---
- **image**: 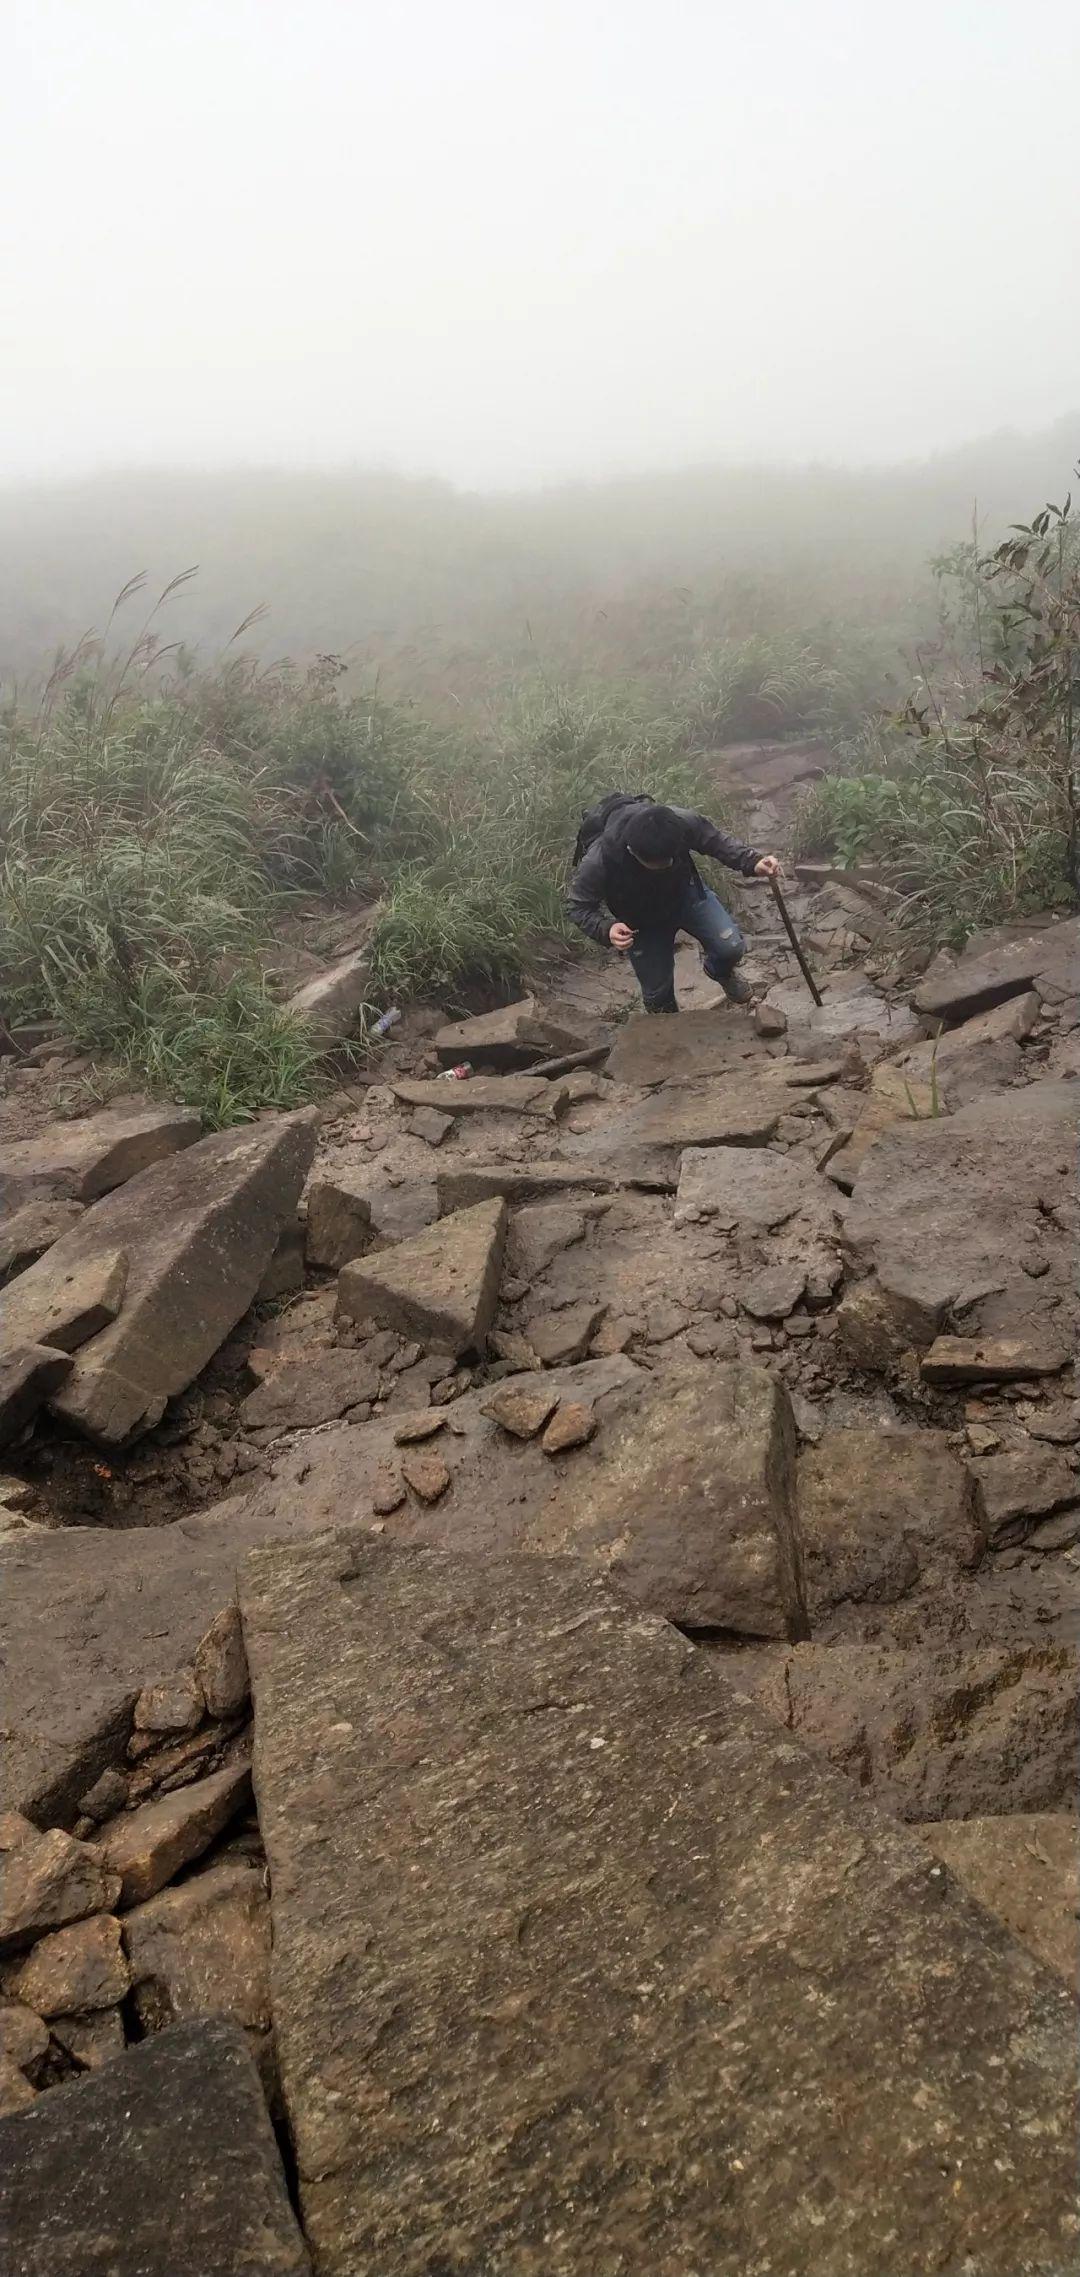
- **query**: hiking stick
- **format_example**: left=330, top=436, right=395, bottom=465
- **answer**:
left=768, top=875, right=824, bottom=1007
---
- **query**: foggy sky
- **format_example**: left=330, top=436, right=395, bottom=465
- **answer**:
left=5, top=0, right=1079, bottom=491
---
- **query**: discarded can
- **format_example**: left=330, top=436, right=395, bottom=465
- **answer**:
left=371, top=1006, right=402, bottom=1037
left=438, top=1063, right=472, bottom=1081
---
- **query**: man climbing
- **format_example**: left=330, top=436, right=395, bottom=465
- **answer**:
left=566, top=793, right=782, bottom=1014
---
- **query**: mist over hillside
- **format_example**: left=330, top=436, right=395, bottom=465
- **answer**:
left=2, top=418, right=1075, bottom=702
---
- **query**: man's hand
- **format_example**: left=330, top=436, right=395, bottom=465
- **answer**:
left=754, top=855, right=783, bottom=879
left=609, top=921, right=636, bottom=950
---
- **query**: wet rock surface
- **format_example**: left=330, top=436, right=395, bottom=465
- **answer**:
left=242, top=1536, right=1079, bottom=2277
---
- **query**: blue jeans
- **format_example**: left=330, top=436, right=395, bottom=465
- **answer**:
left=629, top=884, right=745, bottom=1014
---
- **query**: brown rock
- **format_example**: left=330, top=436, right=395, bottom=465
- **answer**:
left=239, top=1350, right=379, bottom=1433
left=836, top=1279, right=934, bottom=1371
left=391, top=1412, right=447, bottom=1445
left=675, top=1145, right=837, bottom=1234
left=481, top=1385, right=559, bottom=1439
left=98, top=1763, right=252, bottom=1907
left=0, top=2001, right=49, bottom=2075
left=0, top=2056, right=36, bottom=2113
left=527, top=1363, right=806, bottom=1639
left=1028, top=1404, right=1080, bottom=1445
left=541, top=1402, right=596, bottom=1454
left=526, top=1303, right=607, bottom=1367
left=0, top=1830, right=120, bottom=1957
left=798, top=1428, right=983, bottom=1628
left=0, top=1201, right=86, bottom=1286
left=50, top=2006, right=125, bottom=2071
left=507, top=1201, right=588, bottom=1279
left=253, top=1221, right=305, bottom=1303
left=921, top=1334, right=1070, bottom=1385
left=409, top=1108, right=453, bottom=1145
left=124, top=1858, right=271, bottom=2063
left=913, top=918, right=1080, bottom=1023
left=193, top=1606, right=249, bottom=1722
left=433, top=996, right=585, bottom=1072
left=241, top=1533, right=1080, bottom=2277
left=742, top=1264, right=807, bottom=1321
left=755, top=1001, right=787, bottom=1037
left=303, top=1175, right=373, bottom=1271
left=133, top=1670, right=204, bottom=1737
left=0, top=1344, right=74, bottom=1452
left=436, top=1161, right=614, bottom=1212
left=400, top=1451, right=451, bottom=1504
left=969, top=1447, right=1079, bottom=1546
left=7, top=1913, right=129, bottom=2017
left=0, top=1104, right=201, bottom=1215
left=25, top=1114, right=318, bottom=1444
left=747, top=1640, right=1079, bottom=1819
left=1026, top=1507, right=1080, bottom=1551
left=337, top=1198, right=506, bottom=1357
left=917, top=1815, right=1079, bottom=1984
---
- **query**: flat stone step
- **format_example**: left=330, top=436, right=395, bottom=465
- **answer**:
left=242, top=1537, right=1079, bottom=2277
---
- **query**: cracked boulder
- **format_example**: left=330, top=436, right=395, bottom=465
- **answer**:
left=433, top=995, right=587, bottom=1070
left=0, top=1104, right=201, bottom=1216
left=7, top=1113, right=318, bottom=1445
left=798, top=1427, right=983, bottom=1634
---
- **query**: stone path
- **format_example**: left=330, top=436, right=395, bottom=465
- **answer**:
left=1, top=740, right=1078, bottom=2269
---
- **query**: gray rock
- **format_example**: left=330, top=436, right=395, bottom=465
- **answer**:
left=286, top=942, right=372, bottom=1044
left=507, top=1201, right=589, bottom=1279
left=0, top=2001, right=48, bottom=2077
left=0, top=1345, right=72, bottom=1453
left=0, top=1104, right=201, bottom=1216
left=0, top=2016, right=310, bottom=2275
left=253, top=1220, right=304, bottom=1302
left=336, top=1198, right=507, bottom=1356
left=747, top=1639, right=1079, bottom=1819
left=742, top=1263, right=807, bottom=1320
left=394, top=1073, right=570, bottom=1118
left=764, top=971, right=922, bottom=1050
left=240, top=1350, right=380, bottom=1434
left=969, top=1447, right=1079, bottom=1546
left=0, top=1248, right=128, bottom=1360
left=525, top=1362, right=807, bottom=1638
left=241, top=1535, right=1078, bottom=2277
left=409, top=1107, right=453, bottom=1145
left=606, top=1006, right=771, bottom=1086
left=0, top=1202, right=85, bottom=1286
left=303, top=1175, right=373, bottom=1271
left=20, top=1113, right=318, bottom=1444
left=6, top=1913, right=129, bottom=2017
left=913, top=917, right=1080, bottom=1023
left=675, top=1144, right=839, bottom=1234
left=48, top=2007, right=124, bottom=2072
left=921, top=1333, right=1070, bottom=1385
left=525, top=1302, right=607, bottom=1367
left=915, top=1815, right=1078, bottom=1986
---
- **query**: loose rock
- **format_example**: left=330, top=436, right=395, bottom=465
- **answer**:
left=526, top=1302, right=607, bottom=1367
left=0, top=1247, right=128, bottom=1360
left=97, top=1763, right=252, bottom=1907
left=133, top=1670, right=204, bottom=1738
left=921, top=1334, right=1070, bottom=1385
left=969, top=1447, right=1079, bottom=1546
left=392, top=1412, right=447, bottom=1445
left=239, top=1350, right=380, bottom=1433
left=303, top=1176, right=373, bottom=1271
left=480, top=1386, right=560, bottom=1439
left=0, top=1830, right=120, bottom=1958
left=193, top=1606, right=250, bottom=1722
left=400, top=1451, right=451, bottom=1503
left=337, top=1198, right=507, bottom=1357
left=0, top=1201, right=85, bottom=1286
left=7, top=1912, right=129, bottom=2018
left=0, top=1105, right=201, bottom=1216
left=540, top=1401, right=595, bottom=1454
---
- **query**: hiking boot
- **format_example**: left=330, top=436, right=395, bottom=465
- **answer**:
left=719, top=969, right=753, bottom=1005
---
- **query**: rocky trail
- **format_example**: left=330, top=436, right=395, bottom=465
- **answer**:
left=1, top=740, right=1078, bottom=2273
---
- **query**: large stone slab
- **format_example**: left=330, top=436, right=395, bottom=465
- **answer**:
left=242, top=1536, right=1079, bottom=2277
left=913, top=915, right=1080, bottom=1023
left=916, top=1814, right=1078, bottom=1986
left=0, top=1104, right=201, bottom=1216
left=0, top=1493, right=345, bottom=1826
left=524, top=1361, right=807, bottom=1638
left=433, top=994, right=586, bottom=1070
left=746, top=1639, right=1078, bottom=1819
left=843, top=1079, right=1079, bottom=1354
left=10, top=1113, right=317, bottom=1444
left=0, top=1246, right=127, bottom=1359
left=896, top=990, right=1039, bottom=1104
left=0, top=1200, right=85, bottom=1285
left=124, top=1857, right=272, bottom=2074
left=586, top=1078, right=786, bottom=1176
left=763, top=970, right=921, bottom=1051
left=336, top=1197, right=507, bottom=1355
left=0, top=2016, right=310, bottom=2276
left=286, top=942, right=372, bottom=1044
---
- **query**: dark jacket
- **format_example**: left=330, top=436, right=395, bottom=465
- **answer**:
left=566, top=804, right=762, bottom=945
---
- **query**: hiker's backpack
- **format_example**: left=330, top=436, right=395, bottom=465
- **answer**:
left=572, top=791, right=653, bottom=868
